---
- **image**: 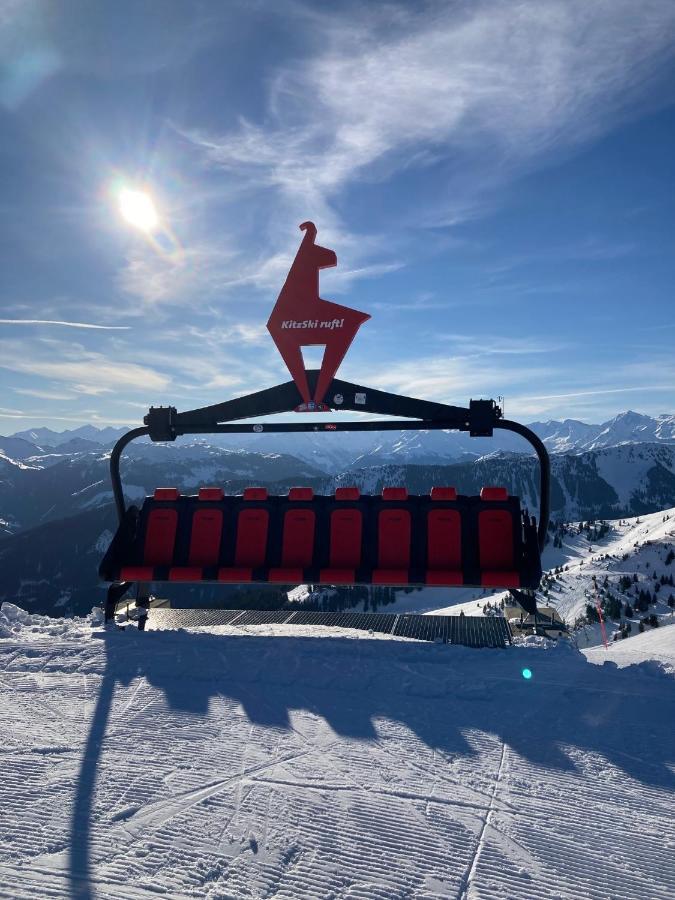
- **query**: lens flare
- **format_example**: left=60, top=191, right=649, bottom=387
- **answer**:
left=118, top=188, right=159, bottom=232
left=522, top=668, right=533, bottom=680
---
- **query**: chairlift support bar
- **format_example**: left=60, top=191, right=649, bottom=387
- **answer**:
left=109, top=371, right=550, bottom=553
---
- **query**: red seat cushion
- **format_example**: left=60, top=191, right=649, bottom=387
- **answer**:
left=143, top=508, right=178, bottom=565
left=373, top=569, right=408, bottom=584
left=218, top=567, right=253, bottom=582
left=153, top=487, right=180, bottom=500
left=169, top=567, right=203, bottom=581
left=120, top=566, right=154, bottom=582
left=188, top=509, right=223, bottom=566
left=319, top=568, right=355, bottom=584
left=198, top=487, right=224, bottom=501
left=329, top=509, right=362, bottom=568
left=482, top=571, right=520, bottom=588
left=427, top=508, right=461, bottom=569
left=479, top=509, right=514, bottom=569
left=480, top=487, right=508, bottom=501
left=426, top=570, right=463, bottom=586
left=335, top=487, right=360, bottom=500
left=235, top=509, right=269, bottom=567
left=288, top=487, right=314, bottom=501
left=243, top=487, right=268, bottom=501
left=378, top=508, right=411, bottom=568
left=382, top=487, right=408, bottom=501
left=269, top=568, right=304, bottom=583
left=430, top=487, right=457, bottom=501
left=281, top=509, right=315, bottom=567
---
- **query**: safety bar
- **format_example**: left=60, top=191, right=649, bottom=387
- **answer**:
left=109, top=379, right=550, bottom=552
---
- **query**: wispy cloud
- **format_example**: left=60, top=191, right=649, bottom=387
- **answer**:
left=13, top=387, right=75, bottom=401
left=181, top=0, right=675, bottom=231
left=429, top=333, right=568, bottom=356
left=362, top=350, right=675, bottom=420
left=517, top=385, right=675, bottom=403
left=0, top=406, right=26, bottom=419
left=0, top=410, right=134, bottom=425
left=118, top=228, right=403, bottom=307
left=135, top=0, right=675, bottom=319
left=507, top=365, right=675, bottom=417
left=0, top=338, right=171, bottom=395
left=118, top=242, right=242, bottom=308
left=0, top=319, right=130, bottom=329
left=364, top=355, right=559, bottom=404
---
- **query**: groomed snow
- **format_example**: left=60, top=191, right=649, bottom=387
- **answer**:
left=0, top=603, right=673, bottom=899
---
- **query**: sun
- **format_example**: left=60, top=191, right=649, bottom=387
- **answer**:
left=117, top=187, right=159, bottom=233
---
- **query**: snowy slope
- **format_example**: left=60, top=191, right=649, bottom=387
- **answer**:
left=427, top=508, right=675, bottom=639
left=534, top=507, right=675, bottom=627
left=584, top=622, right=675, bottom=670
left=0, top=604, right=673, bottom=899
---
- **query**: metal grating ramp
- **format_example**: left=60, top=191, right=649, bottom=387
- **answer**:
left=147, top=608, right=244, bottom=629
left=291, top=611, right=398, bottom=635
left=146, top=608, right=511, bottom=648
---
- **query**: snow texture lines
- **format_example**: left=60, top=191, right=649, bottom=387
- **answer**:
left=456, top=741, right=508, bottom=900
left=0, top=609, right=674, bottom=898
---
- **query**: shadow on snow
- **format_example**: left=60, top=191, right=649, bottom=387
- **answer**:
left=68, top=627, right=675, bottom=898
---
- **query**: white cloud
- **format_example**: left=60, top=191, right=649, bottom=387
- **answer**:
left=0, top=339, right=171, bottom=394
left=117, top=243, right=236, bottom=308
left=429, top=333, right=568, bottom=356
left=182, top=0, right=675, bottom=229
left=0, top=410, right=134, bottom=425
left=360, top=349, right=675, bottom=421
left=141, top=0, right=675, bottom=319
left=13, top=387, right=75, bottom=401
left=0, top=319, right=129, bottom=329
left=364, top=355, right=558, bottom=404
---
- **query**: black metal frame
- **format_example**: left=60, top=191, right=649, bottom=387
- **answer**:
left=109, top=371, right=550, bottom=555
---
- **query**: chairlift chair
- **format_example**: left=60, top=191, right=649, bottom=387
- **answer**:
left=100, top=223, right=550, bottom=628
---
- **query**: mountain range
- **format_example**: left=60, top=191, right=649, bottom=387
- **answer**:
left=4, top=411, right=675, bottom=469
left=1, top=411, right=674, bottom=616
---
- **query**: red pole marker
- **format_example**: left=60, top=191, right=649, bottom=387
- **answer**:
left=595, top=589, right=608, bottom=649
left=267, top=222, right=370, bottom=409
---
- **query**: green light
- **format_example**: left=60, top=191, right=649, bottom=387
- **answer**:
left=522, top=668, right=533, bottom=680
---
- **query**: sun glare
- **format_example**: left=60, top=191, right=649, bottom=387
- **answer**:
left=118, top=187, right=159, bottom=232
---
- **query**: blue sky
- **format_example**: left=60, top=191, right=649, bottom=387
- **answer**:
left=1, top=0, right=674, bottom=432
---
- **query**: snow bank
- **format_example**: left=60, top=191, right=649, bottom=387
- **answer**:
left=0, top=601, right=95, bottom=638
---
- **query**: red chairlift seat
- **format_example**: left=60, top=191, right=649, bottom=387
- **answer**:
left=100, top=483, right=541, bottom=591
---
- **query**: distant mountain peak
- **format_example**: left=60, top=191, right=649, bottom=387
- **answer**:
left=3, top=411, right=674, bottom=467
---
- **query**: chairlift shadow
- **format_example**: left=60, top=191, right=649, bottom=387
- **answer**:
left=69, top=625, right=675, bottom=896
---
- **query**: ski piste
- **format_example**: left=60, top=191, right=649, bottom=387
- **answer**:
left=0, top=603, right=673, bottom=898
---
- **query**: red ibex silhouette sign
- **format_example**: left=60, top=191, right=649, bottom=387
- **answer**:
left=267, top=222, right=370, bottom=409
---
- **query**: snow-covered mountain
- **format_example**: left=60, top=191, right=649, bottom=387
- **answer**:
left=7, top=424, right=129, bottom=449
left=0, top=442, right=327, bottom=533
left=532, top=411, right=675, bottom=453
left=1, top=443, right=674, bottom=618
left=3, top=411, right=674, bottom=468
left=0, top=438, right=673, bottom=539
left=333, top=442, right=675, bottom=521
left=1, top=411, right=674, bottom=618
